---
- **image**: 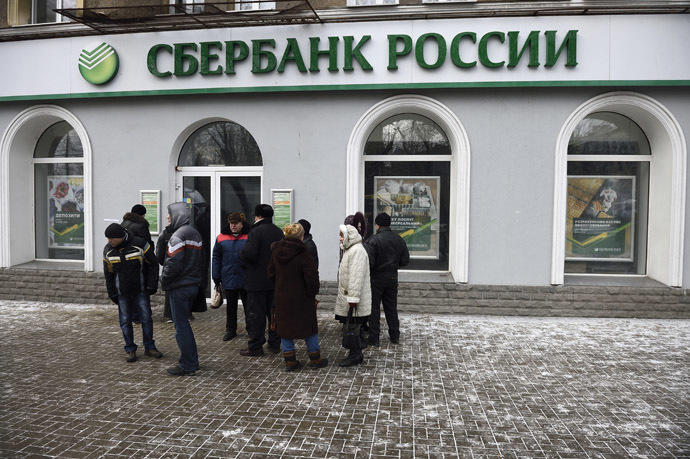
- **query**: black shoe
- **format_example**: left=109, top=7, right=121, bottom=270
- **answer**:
left=223, top=331, right=237, bottom=342
left=338, top=350, right=363, bottom=367
left=268, top=345, right=281, bottom=354
left=366, top=335, right=380, bottom=346
left=390, top=336, right=399, bottom=344
left=145, top=348, right=163, bottom=358
left=126, top=351, right=137, bottom=363
left=240, top=348, right=265, bottom=357
left=166, top=365, right=195, bottom=376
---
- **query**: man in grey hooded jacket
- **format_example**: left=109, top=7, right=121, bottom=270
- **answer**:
left=161, top=202, right=204, bottom=376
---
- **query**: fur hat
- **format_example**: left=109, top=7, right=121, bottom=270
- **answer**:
left=297, top=219, right=311, bottom=235
left=283, top=223, right=305, bottom=241
left=105, top=223, right=126, bottom=238
left=227, top=212, right=246, bottom=224
left=254, top=204, right=274, bottom=219
left=375, top=212, right=391, bottom=227
left=131, top=204, right=146, bottom=216
left=344, top=211, right=367, bottom=238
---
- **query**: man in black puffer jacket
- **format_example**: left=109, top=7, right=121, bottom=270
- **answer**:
left=239, top=204, right=284, bottom=356
left=121, top=204, right=153, bottom=246
left=161, top=202, right=205, bottom=376
left=103, top=223, right=162, bottom=363
left=365, top=212, right=410, bottom=346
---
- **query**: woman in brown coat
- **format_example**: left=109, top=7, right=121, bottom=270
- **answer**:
left=268, top=223, right=327, bottom=371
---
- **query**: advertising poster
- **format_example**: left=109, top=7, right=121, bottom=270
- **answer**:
left=374, top=176, right=440, bottom=259
left=140, top=190, right=160, bottom=235
left=272, top=189, right=293, bottom=230
left=48, top=176, right=84, bottom=248
left=566, top=176, right=635, bottom=261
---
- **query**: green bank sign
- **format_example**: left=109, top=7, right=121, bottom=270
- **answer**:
left=147, top=30, right=577, bottom=77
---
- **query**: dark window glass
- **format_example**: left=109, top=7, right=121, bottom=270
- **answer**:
left=568, top=112, right=650, bottom=156
left=34, top=122, right=83, bottom=159
left=179, top=122, right=262, bottom=167
left=364, top=114, right=451, bottom=156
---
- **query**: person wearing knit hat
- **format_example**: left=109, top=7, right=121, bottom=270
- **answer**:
left=239, top=203, right=284, bottom=356
left=131, top=204, right=147, bottom=216
left=103, top=221, right=162, bottom=363
left=298, top=219, right=319, bottom=270
left=268, top=223, right=327, bottom=371
left=364, top=212, right=410, bottom=346
left=212, top=211, right=250, bottom=341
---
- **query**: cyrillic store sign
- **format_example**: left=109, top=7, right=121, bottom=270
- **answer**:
left=1, top=14, right=688, bottom=100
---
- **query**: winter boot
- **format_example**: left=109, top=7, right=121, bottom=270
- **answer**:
left=308, top=350, right=328, bottom=369
left=338, top=348, right=364, bottom=367
left=283, top=350, right=302, bottom=372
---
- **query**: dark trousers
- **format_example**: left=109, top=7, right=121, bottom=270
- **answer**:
left=246, top=290, right=280, bottom=351
left=169, top=285, right=199, bottom=372
left=224, top=288, right=248, bottom=334
left=369, top=278, right=400, bottom=340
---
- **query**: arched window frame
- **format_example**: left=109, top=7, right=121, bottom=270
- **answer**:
left=552, top=92, right=687, bottom=287
left=1, top=105, right=93, bottom=270
left=347, top=95, right=470, bottom=283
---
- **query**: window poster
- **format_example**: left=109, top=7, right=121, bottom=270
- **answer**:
left=140, top=190, right=160, bottom=235
left=48, top=176, right=84, bottom=248
left=271, top=189, right=293, bottom=230
left=566, top=176, right=635, bottom=261
left=374, top=176, right=440, bottom=259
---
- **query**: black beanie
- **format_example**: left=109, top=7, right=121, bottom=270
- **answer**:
left=131, top=204, right=146, bottom=216
left=375, top=212, right=391, bottom=227
left=297, top=219, right=311, bottom=235
left=254, top=204, right=274, bottom=219
left=105, top=223, right=126, bottom=238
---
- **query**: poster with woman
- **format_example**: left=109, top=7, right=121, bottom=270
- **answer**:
left=566, top=176, right=635, bottom=261
left=374, top=176, right=440, bottom=259
left=48, top=176, right=84, bottom=248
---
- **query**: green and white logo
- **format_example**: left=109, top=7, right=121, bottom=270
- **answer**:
left=78, top=42, right=119, bottom=85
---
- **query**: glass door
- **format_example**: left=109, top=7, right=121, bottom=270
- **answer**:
left=178, top=170, right=262, bottom=296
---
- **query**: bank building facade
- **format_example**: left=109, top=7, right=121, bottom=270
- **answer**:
left=1, top=1, right=689, bottom=317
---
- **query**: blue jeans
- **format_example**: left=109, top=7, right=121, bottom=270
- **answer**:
left=117, top=291, right=155, bottom=353
left=169, top=285, right=199, bottom=372
left=281, top=334, right=320, bottom=353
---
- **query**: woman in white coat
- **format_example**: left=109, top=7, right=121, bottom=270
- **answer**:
left=335, top=224, right=371, bottom=367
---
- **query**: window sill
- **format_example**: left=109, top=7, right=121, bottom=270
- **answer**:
left=399, top=270, right=455, bottom=283
left=563, top=274, right=667, bottom=288
left=12, top=261, right=84, bottom=271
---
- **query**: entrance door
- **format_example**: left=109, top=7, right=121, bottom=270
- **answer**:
left=177, top=170, right=262, bottom=295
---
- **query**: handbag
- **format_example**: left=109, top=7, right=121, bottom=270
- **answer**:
left=210, top=284, right=223, bottom=309
left=191, top=286, right=208, bottom=313
left=342, top=304, right=365, bottom=349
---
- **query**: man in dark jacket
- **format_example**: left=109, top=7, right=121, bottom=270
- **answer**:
left=103, top=223, right=162, bottom=363
left=121, top=204, right=153, bottom=246
left=212, top=212, right=249, bottom=341
left=239, top=204, right=284, bottom=356
left=161, top=202, right=204, bottom=376
left=365, top=212, right=410, bottom=346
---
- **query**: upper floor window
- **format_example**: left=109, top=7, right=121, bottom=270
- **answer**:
left=9, top=0, right=76, bottom=25
left=347, top=0, right=398, bottom=6
left=178, top=122, right=263, bottom=167
left=169, top=0, right=205, bottom=14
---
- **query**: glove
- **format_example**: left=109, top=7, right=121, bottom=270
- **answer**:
left=213, top=278, right=221, bottom=287
left=348, top=302, right=357, bottom=308
left=110, top=296, right=119, bottom=305
left=147, top=288, right=157, bottom=296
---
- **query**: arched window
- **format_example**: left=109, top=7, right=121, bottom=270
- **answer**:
left=178, top=121, right=262, bottom=167
left=364, top=114, right=452, bottom=271
left=34, top=121, right=85, bottom=260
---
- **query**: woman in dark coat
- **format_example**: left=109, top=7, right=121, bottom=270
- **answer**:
left=268, top=223, right=327, bottom=372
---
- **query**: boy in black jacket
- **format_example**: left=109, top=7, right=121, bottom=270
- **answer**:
left=103, top=223, right=162, bottom=363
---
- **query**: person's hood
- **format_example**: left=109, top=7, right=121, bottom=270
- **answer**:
left=271, top=238, right=306, bottom=264
left=339, top=224, right=362, bottom=250
left=168, top=202, right=191, bottom=231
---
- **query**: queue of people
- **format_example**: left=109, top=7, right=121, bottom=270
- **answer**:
left=102, top=201, right=409, bottom=375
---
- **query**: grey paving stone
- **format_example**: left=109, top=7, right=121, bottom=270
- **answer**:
left=0, top=300, right=689, bottom=458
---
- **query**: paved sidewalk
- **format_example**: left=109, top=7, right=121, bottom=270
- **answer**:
left=0, top=300, right=688, bottom=458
